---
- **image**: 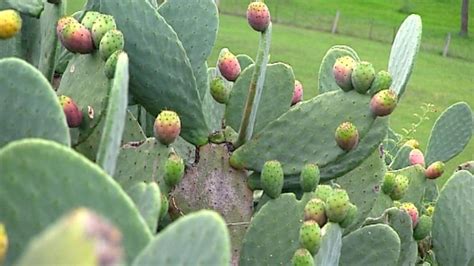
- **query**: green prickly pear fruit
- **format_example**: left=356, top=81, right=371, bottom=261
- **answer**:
left=292, top=80, right=304, bottom=105
left=99, top=29, right=124, bottom=61
left=351, top=61, right=375, bottom=93
left=339, top=203, right=358, bottom=228
left=400, top=202, right=419, bottom=227
left=393, top=201, right=402, bottom=208
left=59, top=95, right=83, bottom=128
left=425, top=161, right=445, bottom=179
left=210, top=77, right=231, bottom=104
left=315, top=185, right=333, bottom=202
left=369, top=70, right=392, bottom=95
left=370, top=89, right=398, bottom=117
left=61, top=22, right=94, bottom=54
left=333, top=56, right=356, bottom=91
left=247, top=1, right=271, bottom=32
left=382, top=172, right=396, bottom=194
left=56, top=16, right=77, bottom=42
left=300, top=164, right=320, bottom=192
left=80, top=11, right=101, bottom=31
left=409, top=149, right=425, bottom=167
left=299, top=220, right=321, bottom=255
left=303, top=198, right=327, bottom=227
left=291, top=248, right=314, bottom=266
left=154, top=110, right=181, bottom=145
left=164, top=153, right=185, bottom=187
left=159, top=194, right=169, bottom=220
left=261, top=160, right=284, bottom=199
left=389, top=174, right=409, bottom=200
left=404, top=139, right=420, bottom=149
left=325, top=189, right=350, bottom=223
left=413, top=215, right=432, bottom=240
left=91, top=14, right=117, bottom=48
left=335, top=122, right=359, bottom=151
left=218, top=48, right=241, bottom=82
left=0, top=224, right=7, bottom=264
left=425, top=205, right=435, bottom=217
left=104, top=50, right=123, bottom=79
left=0, top=9, right=22, bottom=40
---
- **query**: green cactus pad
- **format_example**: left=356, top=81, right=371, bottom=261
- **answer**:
left=225, top=63, right=295, bottom=134
left=125, top=182, right=161, bottom=233
left=132, top=210, right=230, bottom=265
left=388, top=15, right=422, bottom=98
left=170, top=136, right=196, bottom=165
left=318, top=45, right=360, bottom=94
left=0, top=58, right=70, bottom=148
left=425, top=102, right=473, bottom=165
left=339, top=224, right=401, bottom=266
left=237, top=54, right=254, bottom=70
left=5, top=0, right=43, bottom=17
left=97, top=53, right=129, bottom=176
left=389, top=145, right=413, bottom=170
left=386, top=208, right=418, bottom=266
left=314, top=223, right=343, bottom=265
left=38, top=2, right=64, bottom=81
left=432, top=170, right=474, bottom=266
left=230, top=90, right=384, bottom=175
left=0, top=139, right=151, bottom=264
left=100, top=0, right=209, bottom=145
left=202, top=67, right=226, bottom=132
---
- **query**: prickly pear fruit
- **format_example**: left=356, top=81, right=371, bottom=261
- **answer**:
left=335, top=122, right=359, bottom=151
left=333, top=56, right=356, bottom=91
left=425, top=205, right=434, bottom=217
left=104, top=50, right=123, bottom=79
left=91, top=14, right=116, bottom=47
left=351, top=61, right=375, bottom=94
left=315, top=185, right=333, bottom=202
left=292, top=80, right=304, bottom=105
left=303, top=198, right=327, bottom=227
left=154, top=110, right=181, bottom=145
left=404, top=139, right=420, bottom=149
left=409, top=149, right=425, bottom=167
left=369, top=70, right=392, bottom=95
left=57, top=17, right=77, bottom=41
left=291, top=248, right=314, bottom=266
left=218, top=48, right=241, bottom=82
left=159, top=194, right=169, bottom=221
left=99, top=29, right=124, bottom=61
left=382, top=172, right=396, bottom=194
left=0, top=9, right=22, bottom=40
left=247, top=1, right=271, bottom=32
left=80, top=11, right=101, bottom=31
left=210, top=77, right=231, bottom=104
left=261, top=160, right=284, bottom=199
left=425, top=161, right=445, bottom=179
left=59, top=95, right=83, bottom=128
left=0, top=224, right=7, bottom=264
left=164, top=153, right=185, bottom=187
left=325, top=189, right=350, bottom=223
left=60, top=22, right=94, bottom=54
left=339, top=203, right=358, bottom=228
left=300, top=164, right=320, bottom=192
left=370, top=89, right=398, bottom=117
left=299, top=220, right=321, bottom=255
left=413, top=215, right=432, bottom=240
left=400, top=202, right=419, bottom=227
left=389, top=174, right=409, bottom=200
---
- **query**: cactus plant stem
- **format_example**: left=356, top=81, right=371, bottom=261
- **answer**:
left=236, top=23, right=272, bottom=148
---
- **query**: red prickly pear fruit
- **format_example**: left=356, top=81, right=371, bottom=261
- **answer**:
left=261, top=160, right=284, bottom=199
left=299, top=220, right=321, bottom=255
left=59, top=95, right=83, bottom=128
left=409, top=149, right=425, bottom=167
left=0, top=9, right=22, bottom=40
left=369, top=70, right=392, bottom=95
left=218, top=48, right=241, bottom=82
left=153, top=110, right=181, bottom=145
left=164, top=153, right=185, bottom=187
left=303, top=198, right=327, bottom=227
left=370, top=89, right=398, bottom=117
left=400, top=202, right=419, bottom=227
left=81, top=11, right=101, bottom=31
left=425, top=161, right=445, bottom=179
left=56, top=16, right=78, bottom=42
left=61, top=22, right=94, bottom=54
left=404, top=139, right=420, bottom=149
left=333, top=56, right=356, bottom=91
left=210, top=77, right=231, bottom=104
left=292, top=80, right=304, bottom=105
left=389, top=174, right=409, bottom=200
left=99, top=29, right=124, bottom=61
left=335, top=122, right=359, bottom=151
left=291, top=248, right=314, bottom=266
left=246, top=1, right=271, bottom=32
left=91, top=14, right=117, bottom=48
left=351, top=61, right=376, bottom=94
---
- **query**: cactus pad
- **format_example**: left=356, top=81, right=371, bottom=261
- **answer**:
left=125, top=182, right=161, bottom=233
left=314, top=223, right=343, bottom=266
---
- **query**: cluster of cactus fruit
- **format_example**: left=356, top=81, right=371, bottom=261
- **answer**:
left=0, top=0, right=473, bottom=265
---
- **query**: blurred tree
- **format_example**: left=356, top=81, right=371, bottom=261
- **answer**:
left=459, top=0, right=469, bottom=36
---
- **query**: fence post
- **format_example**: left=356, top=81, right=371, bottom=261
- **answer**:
left=331, top=10, right=340, bottom=34
left=442, top=33, right=451, bottom=57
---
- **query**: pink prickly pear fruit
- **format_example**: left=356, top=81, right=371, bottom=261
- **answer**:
left=218, top=48, right=241, bottom=82
left=400, top=202, right=419, bottom=227
left=370, top=89, right=398, bottom=117
left=335, top=122, right=359, bottom=151
left=154, top=110, right=181, bottom=145
left=56, top=16, right=78, bottom=42
left=409, top=149, right=425, bottom=167
left=247, top=1, right=271, bottom=32
left=292, top=80, right=304, bottom=105
left=333, top=56, right=356, bottom=91
left=60, top=21, right=94, bottom=54
left=59, top=95, right=83, bottom=128
left=303, top=198, right=327, bottom=227
left=425, top=161, right=445, bottom=179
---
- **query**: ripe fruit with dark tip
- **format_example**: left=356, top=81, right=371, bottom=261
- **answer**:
left=60, top=22, right=94, bottom=54
left=153, top=110, right=181, bottom=145
left=370, top=89, right=398, bottom=117
left=333, top=56, right=356, bottom=91
left=425, top=161, right=445, bottom=179
left=217, top=48, right=241, bottom=82
left=246, top=2, right=271, bottom=32
left=335, top=122, right=359, bottom=151
left=59, top=95, right=83, bottom=128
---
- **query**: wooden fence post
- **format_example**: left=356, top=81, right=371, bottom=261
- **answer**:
left=442, top=33, right=451, bottom=57
left=331, top=10, right=340, bottom=34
